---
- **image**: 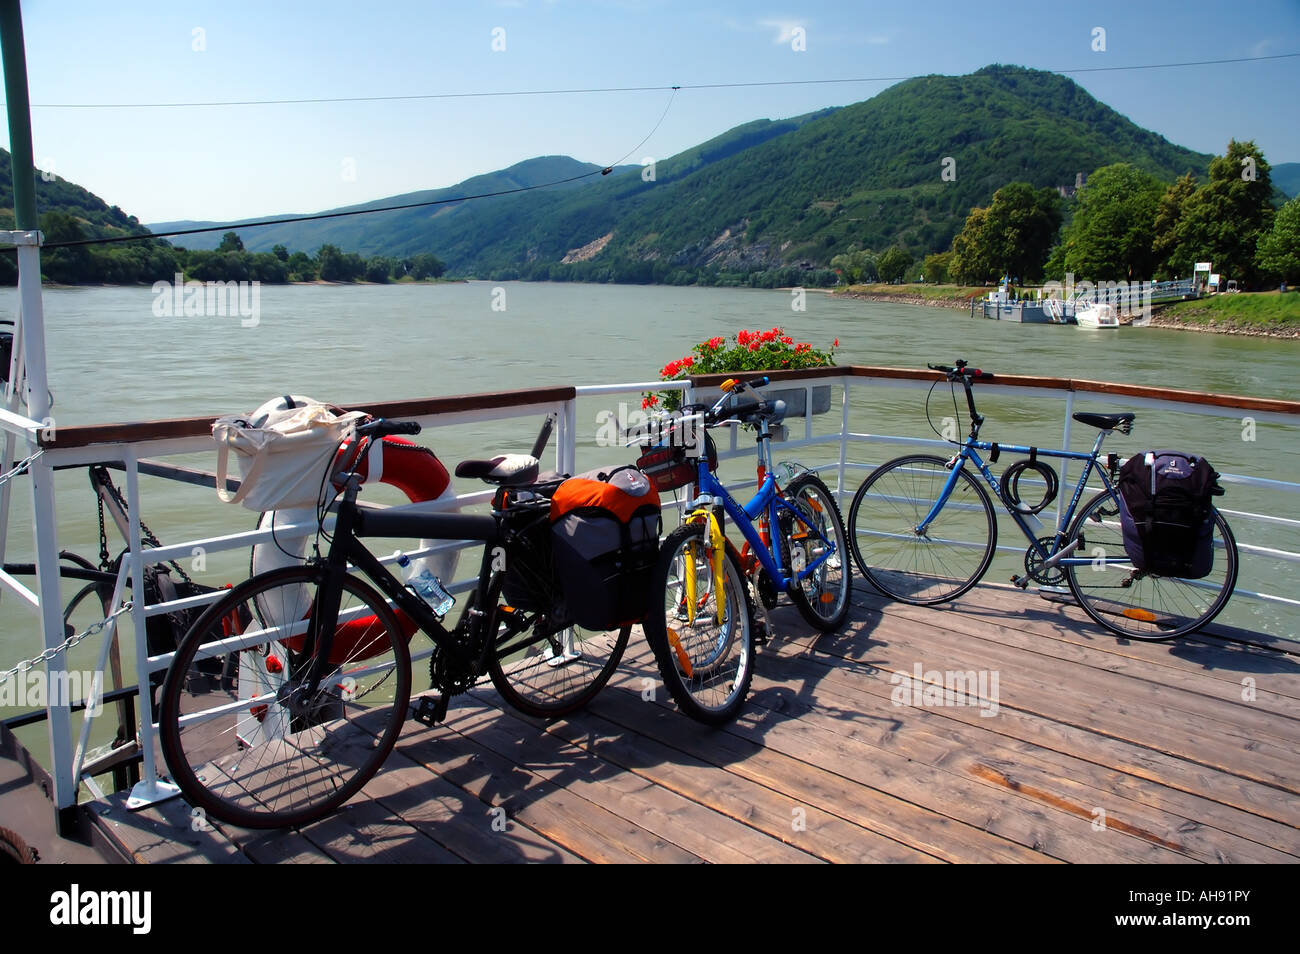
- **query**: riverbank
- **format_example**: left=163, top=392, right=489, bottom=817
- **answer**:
left=1148, top=290, right=1300, bottom=338
left=833, top=283, right=982, bottom=310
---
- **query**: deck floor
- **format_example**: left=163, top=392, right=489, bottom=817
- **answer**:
left=89, top=583, right=1300, bottom=864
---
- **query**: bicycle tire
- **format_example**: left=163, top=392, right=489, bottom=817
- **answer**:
left=847, top=454, right=998, bottom=605
left=488, top=616, right=630, bottom=718
left=0, top=826, right=37, bottom=864
left=781, top=474, right=853, bottom=630
left=159, top=565, right=412, bottom=830
left=644, top=522, right=755, bottom=724
left=1065, top=490, right=1239, bottom=640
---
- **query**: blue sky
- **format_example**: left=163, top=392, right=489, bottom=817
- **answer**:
left=4, top=0, right=1298, bottom=223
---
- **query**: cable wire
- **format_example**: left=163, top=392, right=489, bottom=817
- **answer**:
left=40, top=88, right=679, bottom=250
left=7, top=53, right=1295, bottom=110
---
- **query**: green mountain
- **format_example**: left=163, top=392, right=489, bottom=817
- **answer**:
left=1273, top=162, right=1300, bottom=199
left=149, top=66, right=1211, bottom=279
left=0, top=148, right=148, bottom=236
left=150, top=112, right=832, bottom=260
left=149, top=155, right=638, bottom=254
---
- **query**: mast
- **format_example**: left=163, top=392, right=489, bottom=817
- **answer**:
left=1, top=0, right=77, bottom=834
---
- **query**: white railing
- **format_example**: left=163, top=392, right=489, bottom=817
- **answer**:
left=2, top=367, right=1298, bottom=822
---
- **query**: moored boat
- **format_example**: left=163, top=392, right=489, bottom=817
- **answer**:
left=1075, top=302, right=1120, bottom=328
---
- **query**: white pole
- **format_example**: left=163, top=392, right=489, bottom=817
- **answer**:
left=123, top=446, right=180, bottom=809
left=13, top=233, right=80, bottom=826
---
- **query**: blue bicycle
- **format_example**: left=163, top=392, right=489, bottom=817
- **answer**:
left=847, top=360, right=1238, bottom=640
left=639, top=376, right=852, bottom=722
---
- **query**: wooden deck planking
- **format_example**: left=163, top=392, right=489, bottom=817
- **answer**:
left=838, top=595, right=1300, bottom=792
left=754, top=628, right=1297, bottom=862
left=84, top=580, right=1300, bottom=863
left=609, top=643, right=1182, bottom=863
left=867, top=583, right=1300, bottom=727
left=838, top=591, right=1300, bottom=812
left=443, top=701, right=822, bottom=864
left=766, top=640, right=1300, bottom=860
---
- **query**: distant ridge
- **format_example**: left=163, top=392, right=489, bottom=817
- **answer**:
left=150, top=67, right=1212, bottom=278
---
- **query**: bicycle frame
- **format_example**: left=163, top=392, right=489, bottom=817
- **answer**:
left=680, top=411, right=837, bottom=592
left=299, top=484, right=504, bottom=693
left=926, top=437, right=1115, bottom=540
left=919, top=378, right=1122, bottom=577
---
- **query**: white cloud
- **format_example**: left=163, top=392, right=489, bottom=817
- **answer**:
left=758, top=18, right=806, bottom=45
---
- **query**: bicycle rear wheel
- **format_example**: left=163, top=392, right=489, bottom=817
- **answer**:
left=644, top=522, right=754, bottom=724
left=159, top=566, right=411, bottom=829
left=489, top=615, right=629, bottom=718
left=1065, top=490, right=1238, bottom=640
left=847, top=455, right=997, bottom=605
left=781, top=474, right=852, bottom=630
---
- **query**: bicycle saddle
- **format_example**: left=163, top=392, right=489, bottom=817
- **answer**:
left=455, top=453, right=540, bottom=486
left=1072, top=412, right=1135, bottom=432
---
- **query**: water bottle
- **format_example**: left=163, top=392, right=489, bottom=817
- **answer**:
left=395, top=551, right=455, bottom=618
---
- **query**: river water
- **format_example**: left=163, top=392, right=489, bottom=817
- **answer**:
left=1, top=282, right=1297, bottom=731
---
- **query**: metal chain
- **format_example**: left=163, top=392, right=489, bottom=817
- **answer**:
left=93, top=466, right=192, bottom=584
left=97, top=490, right=111, bottom=569
left=0, top=600, right=134, bottom=685
left=0, top=449, right=43, bottom=488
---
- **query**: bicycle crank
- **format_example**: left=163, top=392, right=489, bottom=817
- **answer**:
left=1022, top=536, right=1068, bottom=586
left=1012, top=536, right=1081, bottom=589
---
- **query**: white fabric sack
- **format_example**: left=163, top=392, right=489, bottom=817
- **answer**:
left=213, top=403, right=368, bottom=511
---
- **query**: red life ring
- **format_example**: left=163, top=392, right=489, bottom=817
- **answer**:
left=253, top=435, right=456, bottom=664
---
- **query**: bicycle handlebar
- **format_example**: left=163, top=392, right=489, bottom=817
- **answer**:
left=355, top=418, right=422, bottom=439
left=928, top=361, right=994, bottom=381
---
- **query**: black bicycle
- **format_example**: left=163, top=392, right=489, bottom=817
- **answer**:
left=159, top=417, right=628, bottom=829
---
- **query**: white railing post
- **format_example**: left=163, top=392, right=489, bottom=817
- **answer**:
left=1057, top=390, right=1075, bottom=533
left=838, top=376, right=851, bottom=500
left=561, top=397, right=578, bottom=476
left=123, top=447, right=180, bottom=809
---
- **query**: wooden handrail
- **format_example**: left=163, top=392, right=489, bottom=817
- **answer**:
left=39, top=385, right=578, bottom=449
left=839, top=366, right=1300, bottom=416
left=36, top=367, right=1300, bottom=451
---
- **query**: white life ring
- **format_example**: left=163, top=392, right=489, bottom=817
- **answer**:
left=251, top=432, right=457, bottom=584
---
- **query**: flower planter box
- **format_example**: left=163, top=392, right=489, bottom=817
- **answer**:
left=695, top=384, right=833, bottom=419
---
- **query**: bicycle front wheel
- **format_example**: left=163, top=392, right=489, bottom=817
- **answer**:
left=489, top=615, right=630, bottom=718
left=1065, top=490, right=1238, bottom=640
left=847, top=454, right=998, bottom=605
left=644, top=523, right=754, bottom=724
left=159, top=566, right=412, bottom=830
left=782, top=474, right=853, bottom=630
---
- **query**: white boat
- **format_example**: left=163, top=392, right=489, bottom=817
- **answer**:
left=1076, top=302, right=1120, bottom=328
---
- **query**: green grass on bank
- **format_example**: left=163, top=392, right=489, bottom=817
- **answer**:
left=1156, top=290, right=1300, bottom=330
left=836, top=283, right=985, bottom=302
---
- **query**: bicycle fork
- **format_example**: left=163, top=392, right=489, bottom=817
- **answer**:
left=669, top=506, right=728, bottom=676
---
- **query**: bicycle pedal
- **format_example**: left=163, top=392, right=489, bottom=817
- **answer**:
left=411, top=694, right=449, bottom=726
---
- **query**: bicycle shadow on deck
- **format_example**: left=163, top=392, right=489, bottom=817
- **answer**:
left=292, top=602, right=899, bottom=863
left=953, top=581, right=1300, bottom=678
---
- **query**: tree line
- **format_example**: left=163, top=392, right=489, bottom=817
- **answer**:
left=0, top=225, right=445, bottom=286
left=826, top=140, right=1297, bottom=290
left=939, top=140, right=1295, bottom=288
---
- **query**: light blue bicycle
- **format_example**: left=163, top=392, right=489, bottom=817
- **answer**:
left=847, top=360, right=1237, bottom=641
